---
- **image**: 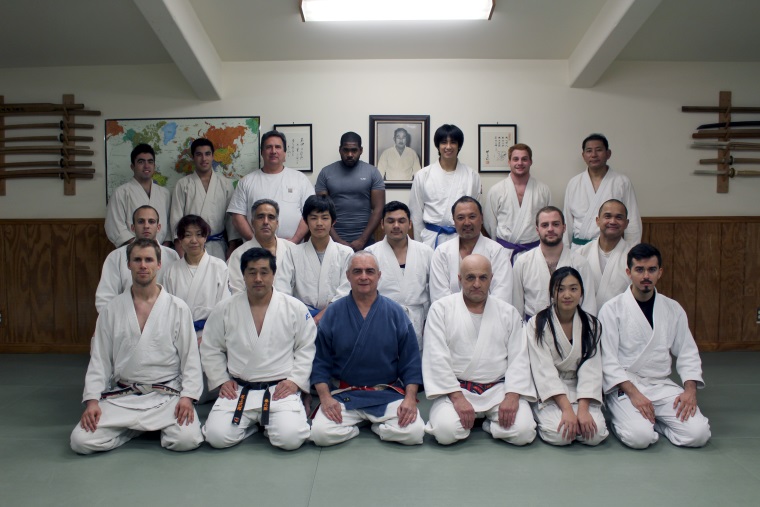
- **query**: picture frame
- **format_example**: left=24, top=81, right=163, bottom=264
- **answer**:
left=273, top=123, right=313, bottom=172
left=104, top=116, right=260, bottom=201
left=369, top=114, right=430, bottom=189
left=478, top=124, right=517, bottom=173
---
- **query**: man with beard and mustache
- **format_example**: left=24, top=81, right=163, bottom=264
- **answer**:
left=599, top=243, right=711, bottom=449
left=512, top=206, right=596, bottom=320
left=316, top=132, right=385, bottom=251
left=429, top=196, right=512, bottom=304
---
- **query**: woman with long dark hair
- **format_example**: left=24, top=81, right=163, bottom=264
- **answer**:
left=526, top=267, right=608, bottom=446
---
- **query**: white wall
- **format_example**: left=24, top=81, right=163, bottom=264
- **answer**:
left=1, top=59, right=759, bottom=219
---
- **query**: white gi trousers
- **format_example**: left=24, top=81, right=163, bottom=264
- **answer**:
left=202, top=389, right=310, bottom=451
left=605, top=387, right=711, bottom=449
left=531, top=401, right=608, bottom=446
left=425, top=397, right=536, bottom=446
left=70, top=395, right=203, bottom=454
left=310, top=399, right=425, bottom=446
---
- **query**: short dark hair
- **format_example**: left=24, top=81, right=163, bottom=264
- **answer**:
left=383, top=201, right=411, bottom=219
left=252, top=198, right=280, bottom=217
left=451, top=195, right=482, bottom=218
left=302, top=195, right=337, bottom=222
left=127, top=238, right=161, bottom=264
left=627, top=243, right=662, bottom=269
left=598, top=198, right=628, bottom=217
left=340, top=131, right=362, bottom=147
left=190, top=138, right=214, bottom=156
left=582, top=133, right=609, bottom=151
left=240, top=247, right=276, bottom=274
left=262, top=130, right=287, bottom=152
left=536, top=206, right=565, bottom=226
left=130, top=143, right=155, bottom=164
left=176, top=214, right=211, bottom=238
left=434, top=124, right=464, bottom=150
left=132, top=205, right=159, bottom=224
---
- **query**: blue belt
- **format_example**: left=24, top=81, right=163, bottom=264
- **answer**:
left=306, top=305, right=321, bottom=318
left=193, top=319, right=207, bottom=331
left=571, top=236, right=591, bottom=246
left=495, top=238, right=540, bottom=265
left=207, top=231, right=225, bottom=242
left=424, top=223, right=456, bottom=248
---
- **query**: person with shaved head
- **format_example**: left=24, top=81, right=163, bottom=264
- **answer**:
left=422, top=254, right=536, bottom=446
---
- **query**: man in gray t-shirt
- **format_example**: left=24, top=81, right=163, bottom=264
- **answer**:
left=316, top=132, right=385, bottom=251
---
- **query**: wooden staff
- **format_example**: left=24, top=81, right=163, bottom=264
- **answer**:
left=0, top=159, right=92, bottom=169
left=691, top=141, right=760, bottom=150
left=693, top=168, right=760, bottom=177
left=0, top=121, right=94, bottom=130
left=0, top=134, right=94, bottom=143
left=0, top=146, right=94, bottom=156
left=693, top=129, right=760, bottom=139
left=0, top=168, right=95, bottom=179
left=699, top=156, right=760, bottom=165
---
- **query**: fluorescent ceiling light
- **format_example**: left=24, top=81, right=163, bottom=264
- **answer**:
left=300, top=0, right=494, bottom=22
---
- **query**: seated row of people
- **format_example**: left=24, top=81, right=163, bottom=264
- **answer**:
left=72, top=239, right=710, bottom=454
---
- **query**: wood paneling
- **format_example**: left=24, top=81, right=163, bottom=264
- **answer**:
left=0, top=217, right=758, bottom=352
left=0, top=219, right=112, bottom=353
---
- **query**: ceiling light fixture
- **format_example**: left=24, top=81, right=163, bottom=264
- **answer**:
left=300, top=0, right=494, bottom=22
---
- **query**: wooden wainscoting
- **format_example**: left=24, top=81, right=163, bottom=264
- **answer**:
left=0, top=219, right=113, bottom=353
left=642, top=217, right=760, bottom=351
left=0, top=217, right=758, bottom=352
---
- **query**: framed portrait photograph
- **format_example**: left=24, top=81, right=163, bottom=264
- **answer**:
left=478, top=124, right=517, bottom=173
left=273, top=123, right=313, bottom=172
left=369, top=115, right=430, bottom=189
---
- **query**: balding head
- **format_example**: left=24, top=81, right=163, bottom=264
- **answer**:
left=459, top=254, right=492, bottom=306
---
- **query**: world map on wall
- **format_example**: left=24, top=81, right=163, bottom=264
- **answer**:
left=105, top=117, right=260, bottom=201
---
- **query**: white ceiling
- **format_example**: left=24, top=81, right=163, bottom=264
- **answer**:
left=2, top=0, right=759, bottom=91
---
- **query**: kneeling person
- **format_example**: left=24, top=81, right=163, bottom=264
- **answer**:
left=311, top=251, right=424, bottom=446
left=527, top=267, right=608, bottom=446
left=201, top=248, right=316, bottom=450
left=600, top=243, right=711, bottom=449
left=423, top=255, right=536, bottom=446
left=71, top=238, right=203, bottom=454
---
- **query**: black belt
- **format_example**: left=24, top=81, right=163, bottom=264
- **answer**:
left=101, top=380, right=180, bottom=399
left=231, top=377, right=285, bottom=426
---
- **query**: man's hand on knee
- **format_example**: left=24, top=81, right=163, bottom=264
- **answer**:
left=498, top=392, right=520, bottom=429
left=174, top=397, right=195, bottom=426
left=449, top=392, right=475, bottom=430
left=80, top=399, right=101, bottom=432
left=674, top=381, right=698, bottom=422
left=219, top=380, right=239, bottom=400
left=273, top=380, right=299, bottom=401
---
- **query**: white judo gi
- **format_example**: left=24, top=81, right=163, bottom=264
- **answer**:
left=333, top=237, right=433, bottom=349
left=200, top=290, right=316, bottom=450
left=422, top=293, right=536, bottom=445
left=512, top=246, right=597, bottom=320
left=70, top=289, right=204, bottom=454
left=377, top=145, right=421, bottom=181
left=226, top=168, right=314, bottom=240
left=599, top=289, right=711, bottom=449
left=429, top=234, right=513, bottom=304
left=95, top=245, right=179, bottom=314
left=105, top=179, right=172, bottom=247
left=163, top=252, right=230, bottom=339
left=484, top=176, right=551, bottom=261
left=563, top=169, right=641, bottom=250
left=526, top=310, right=608, bottom=446
left=170, top=171, right=239, bottom=260
left=409, top=162, right=481, bottom=248
left=227, top=237, right=293, bottom=295
left=275, top=239, right=353, bottom=312
left=577, top=238, right=632, bottom=309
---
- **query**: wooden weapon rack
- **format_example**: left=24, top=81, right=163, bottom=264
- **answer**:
left=0, top=94, right=100, bottom=196
left=683, top=90, right=760, bottom=193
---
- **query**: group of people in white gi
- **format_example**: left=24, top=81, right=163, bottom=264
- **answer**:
left=73, top=128, right=709, bottom=454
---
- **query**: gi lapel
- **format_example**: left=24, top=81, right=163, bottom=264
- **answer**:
left=625, top=289, right=658, bottom=375
left=337, top=296, right=380, bottom=380
left=578, top=172, right=610, bottom=240
left=183, top=252, right=210, bottom=312
left=509, top=178, right=533, bottom=243
left=458, top=293, right=492, bottom=380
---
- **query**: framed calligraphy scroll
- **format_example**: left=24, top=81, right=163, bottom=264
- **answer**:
left=478, top=124, right=517, bottom=173
left=273, top=123, right=313, bottom=172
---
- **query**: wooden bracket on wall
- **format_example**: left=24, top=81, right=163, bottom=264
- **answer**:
left=683, top=91, right=760, bottom=193
left=0, top=94, right=100, bottom=196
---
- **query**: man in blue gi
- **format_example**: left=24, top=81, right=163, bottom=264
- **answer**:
left=310, top=251, right=425, bottom=446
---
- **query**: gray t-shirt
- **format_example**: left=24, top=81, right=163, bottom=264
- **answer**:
left=315, top=160, right=385, bottom=243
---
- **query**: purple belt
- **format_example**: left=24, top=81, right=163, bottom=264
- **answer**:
left=495, top=238, right=540, bottom=265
